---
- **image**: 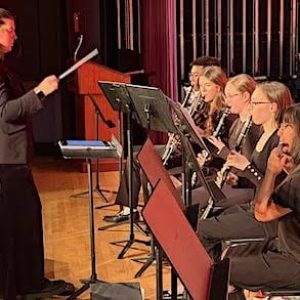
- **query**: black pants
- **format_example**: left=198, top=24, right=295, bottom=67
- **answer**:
left=0, top=165, right=44, bottom=299
left=196, top=205, right=278, bottom=261
left=115, top=151, right=147, bottom=209
left=115, top=145, right=174, bottom=209
left=192, top=185, right=254, bottom=209
left=230, top=249, right=300, bottom=292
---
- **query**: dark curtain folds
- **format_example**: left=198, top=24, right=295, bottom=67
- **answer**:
left=141, top=0, right=178, bottom=143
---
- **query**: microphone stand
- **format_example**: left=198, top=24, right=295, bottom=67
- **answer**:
left=71, top=95, right=115, bottom=202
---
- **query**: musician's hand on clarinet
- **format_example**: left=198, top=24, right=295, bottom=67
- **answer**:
left=225, top=172, right=239, bottom=186
left=34, top=75, right=59, bottom=97
left=197, top=150, right=208, bottom=167
left=207, top=135, right=225, bottom=151
left=226, top=150, right=250, bottom=171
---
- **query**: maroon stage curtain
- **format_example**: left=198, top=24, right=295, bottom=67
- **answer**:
left=141, top=0, right=178, bottom=143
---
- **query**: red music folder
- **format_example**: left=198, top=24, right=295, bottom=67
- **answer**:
left=137, top=138, right=184, bottom=209
left=143, top=180, right=213, bottom=300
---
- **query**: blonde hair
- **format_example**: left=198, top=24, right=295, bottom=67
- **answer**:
left=227, top=74, right=256, bottom=96
left=257, top=81, right=293, bottom=123
left=200, top=66, right=228, bottom=134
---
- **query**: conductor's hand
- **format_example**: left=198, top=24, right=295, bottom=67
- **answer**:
left=34, top=75, right=59, bottom=97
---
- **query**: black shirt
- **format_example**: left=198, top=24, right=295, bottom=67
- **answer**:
left=273, top=165, right=300, bottom=262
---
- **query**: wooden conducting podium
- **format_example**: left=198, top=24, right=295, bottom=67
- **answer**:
left=73, top=61, right=131, bottom=171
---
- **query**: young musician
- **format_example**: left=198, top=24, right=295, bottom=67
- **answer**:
left=0, top=8, right=74, bottom=299
left=228, top=103, right=300, bottom=299
left=104, top=57, right=221, bottom=224
left=192, top=74, right=260, bottom=208
left=196, top=81, right=293, bottom=262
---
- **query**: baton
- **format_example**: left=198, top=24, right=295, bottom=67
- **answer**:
left=59, top=48, right=99, bottom=80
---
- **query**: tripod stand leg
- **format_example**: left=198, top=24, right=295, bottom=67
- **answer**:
left=134, top=253, right=155, bottom=278
left=98, top=220, right=129, bottom=231
left=134, top=232, right=156, bottom=278
left=117, top=239, right=134, bottom=259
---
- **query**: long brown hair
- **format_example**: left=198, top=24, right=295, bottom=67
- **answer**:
left=200, top=66, right=228, bottom=135
left=282, top=103, right=300, bottom=165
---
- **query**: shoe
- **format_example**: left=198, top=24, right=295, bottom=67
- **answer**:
left=162, top=290, right=184, bottom=299
left=104, top=211, right=140, bottom=223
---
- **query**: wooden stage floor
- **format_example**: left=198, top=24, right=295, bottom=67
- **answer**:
left=32, top=157, right=256, bottom=300
left=32, top=157, right=170, bottom=300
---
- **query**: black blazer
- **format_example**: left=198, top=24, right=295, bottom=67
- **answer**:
left=0, top=63, right=43, bottom=164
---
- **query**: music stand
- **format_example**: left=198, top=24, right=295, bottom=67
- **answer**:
left=142, top=179, right=229, bottom=300
left=125, top=84, right=177, bottom=133
left=111, top=84, right=178, bottom=259
left=167, top=99, right=219, bottom=208
left=58, top=140, right=121, bottom=299
left=98, top=81, right=151, bottom=258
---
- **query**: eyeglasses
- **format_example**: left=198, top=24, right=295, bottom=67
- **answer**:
left=224, top=93, right=241, bottom=99
left=279, top=123, right=293, bottom=130
left=250, top=101, right=271, bottom=106
left=189, top=73, right=201, bottom=77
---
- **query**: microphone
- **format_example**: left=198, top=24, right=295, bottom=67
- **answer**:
left=73, top=34, right=83, bottom=62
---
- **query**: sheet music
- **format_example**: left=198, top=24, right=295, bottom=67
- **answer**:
left=59, top=48, right=99, bottom=80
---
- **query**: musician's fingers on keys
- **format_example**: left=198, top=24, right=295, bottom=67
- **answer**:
left=196, top=150, right=208, bottom=167
left=226, top=151, right=250, bottom=170
left=226, top=172, right=239, bottom=186
left=207, top=135, right=225, bottom=151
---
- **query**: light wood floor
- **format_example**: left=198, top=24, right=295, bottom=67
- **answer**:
left=32, top=157, right=171, bottom=300
left=32, top=157, right=256, bottom=300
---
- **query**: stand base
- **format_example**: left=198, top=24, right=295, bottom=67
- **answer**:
left=67, top=278, right=103, bottom=300
left=133, top=253, right=155, bottom=278
left=111, top=238, right=150, bottom=259
left=70, top=187, right=110, bottom=203
left=67, top=280, right=143, bottom=300
left=99, top=220, right=148, bottom=235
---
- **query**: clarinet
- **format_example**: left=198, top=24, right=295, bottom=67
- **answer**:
left=200, top=116, right=253, bottom=220
left=217, top=116, right=253, bottom=188
left=213, top=107, right=231, bottom=137
left=191, top=107, right=230, bottom=186
left=162, top=89, right=203, bottom=166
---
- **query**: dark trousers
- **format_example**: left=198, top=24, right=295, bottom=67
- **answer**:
left=115, top=145, right=170, bottom=209
left=192, top=185, right=254, bottom=208
left=230, top=250, right=300, bottom=292
left=196, top=205, right=278, bottom=261
left=0, top=165, right=44, bottom=299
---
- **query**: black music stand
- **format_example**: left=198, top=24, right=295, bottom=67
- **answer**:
left=58, top=140, right=122, bottom=299
left=143, top=179, right=229, bottom=300
left=98, top=82, right=151, bottom=258
left=114, top=84, right=177, bottom=259
left=70, top=94, right=116, bottom=203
